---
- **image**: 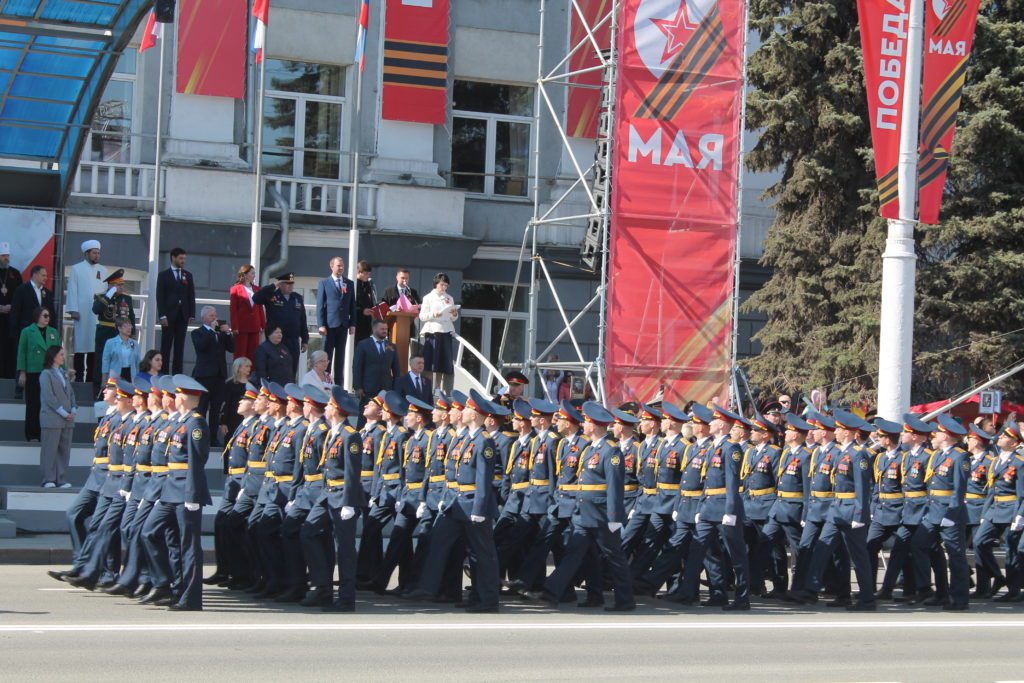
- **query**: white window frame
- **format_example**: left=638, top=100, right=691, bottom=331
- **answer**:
left=85, top=47, right=140, bottom=165
left=451, top=81, right=535, bottom=199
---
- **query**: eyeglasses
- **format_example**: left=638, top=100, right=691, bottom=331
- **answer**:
left=40, top=313, right=50, bottom=318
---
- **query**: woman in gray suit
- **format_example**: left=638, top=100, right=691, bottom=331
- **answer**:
left=39, top=345, right=77, bottom=488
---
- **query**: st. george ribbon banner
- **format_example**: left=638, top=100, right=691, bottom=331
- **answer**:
left=606, top=0, right=745, bottom=405
left=382, top=0, right=450, bottom=125
left=858, top=0, right=981, bottom=223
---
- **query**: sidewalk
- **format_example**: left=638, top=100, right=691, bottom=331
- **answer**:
left=0, top=533, right=216, bottom=564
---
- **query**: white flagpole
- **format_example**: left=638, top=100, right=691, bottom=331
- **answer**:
left=251, top=46, right=268, bottom=280
left=144, top=20, right=169, bottom=352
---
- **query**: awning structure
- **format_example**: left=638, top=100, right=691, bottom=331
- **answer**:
left=0, top=0, right=149, bottom=205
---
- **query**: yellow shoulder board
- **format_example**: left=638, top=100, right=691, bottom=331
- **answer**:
left=345, top=425, right=356, bottom=433
left=319, top=423, right=328, bottom=431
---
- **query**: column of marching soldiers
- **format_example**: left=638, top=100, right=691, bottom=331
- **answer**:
left=48, top=372, right=1024, bottom=613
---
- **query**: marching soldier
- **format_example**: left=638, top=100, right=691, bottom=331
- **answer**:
left=494, top=399, right=536, bottom=580
left=414, top=394, right=457, bottom=598
left=742, top=414, right=783, bottom=596
left=973, top=420, right=1024, bottom=602
left=253, top=272, right=309, bottom=378
left=965, top=424, right=996, bottom=597
left=494, top=370, right=529, bottom=432
left=486, top=406, right=515, bottom=507
left=353, top=393, right=387, bottom=583
left=866, top=417, right=907, bottom=600
left=611, top=406, right=642, bottom=516
left=621, top=404, right=662, bottom=560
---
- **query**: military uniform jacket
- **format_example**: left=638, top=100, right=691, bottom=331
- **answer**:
left=872, top=449, right=905, bottom=526
left=980, top=452, right=1024, bottom=524
left=651, top=433, right=686, bottom=516
left=490, top=431, right=515, bottom=492
left=634, top=436, right=662, bottom=514
left=120, top=413, right=147, bottom=494
left=620, top=436, right=641, bottom=502
left=359, top=421, right=386, bottom=499
left=768, top=445, right=811, bottom=525
left=522, top=429, right=560, bottom=515
left=261, top=417, right=308, bottom=505
left=100, top=412, right=134, bottom=497
left=554, top=431, right=588, bottom=518
left=91, top=291, right=135, bottom=335
left=697, top=437, right=744, bottom=523
left=440, top=429, right=468, bottom=510
left=826, top=443, right=872, bottom=526
left=573, top=436, right=625, bottom=528
left=502, top=432, right=535, bottom=516
left=131, top=413, right=162, bottom=500
left=253, top=284, right=309, bottom=344
left=292, top=416, right=330, bottom=509
left=806, top=442, right=841, bottom=524
left=741, top=442, right=782, bottom=521
left=225, top=416, right=257, bottom=479
left=454, top=429, right=499, bottom=520
left=923, top=446, right=969, bottom=525
left=160, top=411, right=212, bottom=506
left=372, top=425, right=409, bottom=507
left=901, top=447, right=932, bottom=525
left=145, top=413, right=180, bottom=503
left=965, top=452, right=993, bottom=525
left=321, top=424, right=366, bottom=510
left=399, top=429, right=431, bottom=513
left=422, top=425, right=455, bottom=510
left=85, top=410, right=119, bottom=492
left=676, top=438, right=712, bottom=524
left=241, top=417, right=275, bottom=498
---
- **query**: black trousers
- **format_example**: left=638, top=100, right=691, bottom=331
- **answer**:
left=24, top=371, right=41, bottom=441
left=160, top=318, right=188, bottom=375
left=323, top=326, right=349, bottom=385
left=196, top=376, right=225, bottom=443
left=0, top=322, right=14, bottom=379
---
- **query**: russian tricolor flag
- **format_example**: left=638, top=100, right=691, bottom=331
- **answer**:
left=139, top=10, right=163, bottom=53
left=252, top=0, right=269, bottom=63
left=355, top=0, right=370, bottom=72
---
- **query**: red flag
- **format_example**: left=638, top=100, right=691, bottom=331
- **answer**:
left=139, top=11, right=162, bottom=53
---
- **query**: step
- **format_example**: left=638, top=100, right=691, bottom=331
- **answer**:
left=0, top=402, right=99, bottom=442
left=0, top=377, right=97, bottom=404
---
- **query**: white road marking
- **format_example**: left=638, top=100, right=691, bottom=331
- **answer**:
left=36, top=588, right=86, bottom=592
left=2, top=620, right=1024, bottom=633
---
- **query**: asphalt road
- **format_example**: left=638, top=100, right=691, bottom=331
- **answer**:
left=4, top=565, right=1024, bottom=681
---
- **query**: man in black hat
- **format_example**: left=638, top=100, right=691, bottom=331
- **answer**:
left=494, top=371, right=529, bottom=431
left=91, top=269, right=135, bottom=396
left=254, top=272, right=309, bottom=378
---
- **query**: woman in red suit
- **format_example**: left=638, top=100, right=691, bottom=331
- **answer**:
left=229, top=264, right=265, bottom=363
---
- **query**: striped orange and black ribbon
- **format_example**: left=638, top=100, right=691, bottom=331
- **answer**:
left=918, top=55, right=968, bottom=189
left=934, top=0, right=967, bottom=39
left=383, top=39, right=448, bottom=90
left=636, top=5, right=728, bottom=120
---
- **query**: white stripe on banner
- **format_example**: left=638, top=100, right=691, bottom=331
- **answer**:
left=0, top=207, right=55, bottom=274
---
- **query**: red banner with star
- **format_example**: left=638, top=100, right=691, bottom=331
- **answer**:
left=605, top=0, right=745, bottom=405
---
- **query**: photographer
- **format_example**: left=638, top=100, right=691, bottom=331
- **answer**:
left=191, top=305, right=234, bottom=446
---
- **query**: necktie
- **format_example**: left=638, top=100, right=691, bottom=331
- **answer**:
left=415, top=375, right=421, bottom=394
left=335, top=279, right=342, bottom=294
left=377, top=341, right=384, bottom=357
left=175, top=269, right=181, bottom=283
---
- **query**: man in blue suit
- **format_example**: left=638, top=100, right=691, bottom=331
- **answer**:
left=352, top=319, right=400, bottom=405
left=316, top=257, right=357, bottom=385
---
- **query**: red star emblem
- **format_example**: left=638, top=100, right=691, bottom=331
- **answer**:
left=651, top=2, right=698, bottom=63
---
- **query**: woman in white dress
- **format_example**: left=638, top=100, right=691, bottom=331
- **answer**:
left=418, top=272, right=459, bottom=393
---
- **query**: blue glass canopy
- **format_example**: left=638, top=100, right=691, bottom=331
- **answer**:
left=0, top=0, right=150, bottom=202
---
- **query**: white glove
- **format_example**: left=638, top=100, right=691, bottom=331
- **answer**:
left=628, top=509, right=635, bottom=520
left=851, top=521, right=865, bottom=529
left=672, top=510, right=678, bottom=521
left=940, top=517, right=955, bottom=528
left=416, top=502, right=427, bottom=519
left=285, top=501, right=295, bottom=513
left=722, top=514, right=737, bottom=527
left=105, top=286, right=117, bottom=299
left=438, top=502, right=447, bottom=514
left=184, top=502, right=200, bottom=512
left=470, top=515, right=485, bottom=523
left=800, top=520, right=806, bottom=527
left=1012, top=516, right=1022, bottom=532
left=608, top=522, right=622, bottom=533
left=118, top=490, right=129, bottom=499
left=369, top=497, right=377, bottom=508
left=340, top=506, right=356, bottom=521
left=395, top=500, right=403, bottom=512
left=694, top=514, right=700, bottom=524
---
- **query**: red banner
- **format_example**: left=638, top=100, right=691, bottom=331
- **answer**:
left=176, top=0, right=246, bottom=98
left=382, top=0, right=449, bottom=125
left=857, top=0, right=910, bottom=220
left=606, top=0, right=745, bottom=405
left=918, top=0, right=981, bottom=223
left=566, top=0, right=613, bottom=139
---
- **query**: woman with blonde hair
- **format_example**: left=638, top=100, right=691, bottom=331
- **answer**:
left=219, top=356, right=253, bottom=446
left=229, top=264, right=265, bottom=363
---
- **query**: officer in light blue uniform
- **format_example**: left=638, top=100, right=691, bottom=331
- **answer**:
left=792, top=410, right=877, bottom=610
left=974, top=421, right=1024, bottom=602
left=621, top=404, right=662, bottom=559
left=612, top=406, right=642, bottom=515
left=487, top=404, right=516, bottom=506
left=677, top=404, right=750, bottom=610
left=143, top=375, right=211, bottom=611
left=965, top=424, right=996, bottom=597
left=864, top=417, right=907, bottom=600
left=301, top=387, right=365, bottom=611
left=537, top=402, right=636, bottom=611
left=494, top=399, right=536, bottom=580
left=907, top=413, right=970, bottom=609
left=741, top=413, right=783, bottom=595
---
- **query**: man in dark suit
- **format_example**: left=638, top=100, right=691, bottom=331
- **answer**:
left=352, top=319, right=400, bottom=405
left=0, top=242, right=22, bottom=380
left=156, top=247, right=196, bottom=375
left=354, top=260, right=377, bottom=343
left=393, top=354, right=432, bottom=404
left=316, top=256, right=357, bottom=385
left=10, top=264, right=55, bottom=335
left=191, top=305, right=234, bottom=445
left=381, top=267, right=420, bottom=309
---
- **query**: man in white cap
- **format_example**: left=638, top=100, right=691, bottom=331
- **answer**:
left=0, top=242, right=21, bottom=380
left=65, top=240, right=107, bottom=385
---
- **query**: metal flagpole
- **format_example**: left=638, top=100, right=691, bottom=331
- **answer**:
left=729, top=0, right=752, bottom=408
left=876, top=0, right=924, bottom=420
left=144, top=18, right=169, bottom=351
left=250, top=51, right=268, bottom=280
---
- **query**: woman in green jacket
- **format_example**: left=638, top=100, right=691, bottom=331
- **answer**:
left=17, top=306, right=61, bottom=442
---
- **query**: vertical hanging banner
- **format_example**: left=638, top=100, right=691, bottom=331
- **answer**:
left=918, top=0, right=981, bottom=223
left=176, top=0, right=246, bottom=98
left=606, top=0, right=745, bottom=404
left=382, top=0, right=450, bottom=125
left=566, top=0, right=613, bottom=138
left=857, top=0, right=910, bottom=220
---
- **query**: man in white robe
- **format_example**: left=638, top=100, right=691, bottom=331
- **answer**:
left=65, top=239, right=107, bottom=384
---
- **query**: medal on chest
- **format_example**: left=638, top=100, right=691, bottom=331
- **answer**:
left=411, top=445, right=423, bottom=464
left=785, top=458, right=799, bottom=476
left=971, top=464, right=986, bottom=483
left=666, top=450, right=678, bottom=468
left=756, top=455, right=771, bottom=473
left=937, top=457, right=953, bottom=477
left=1004, top=466, right=1017, bottom=483
left=837, top=455, right=850, bottom=476
left=461, top=444, right=474, bottom=464
left=586, top=453, right=600, bottom=469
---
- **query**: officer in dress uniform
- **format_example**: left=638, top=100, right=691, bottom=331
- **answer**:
left=742, top=414, right=783, bottom=596
left=965, top=424, right=997, bottom=597
left=790, top=410, right=877, bottom=610
left=493, top=370, right=529, bottom=432
left=413, top=395, right=456, bottom=593
left=435, top=390, right=472, bottom=602
left=406, top=389, right=501, bottom=612
left=535, top=402, right=636, bottom=611
left=973, top=420, right=1024, bottom=602
left=255, top=383, right=309, bottom=598
left=907, top=414, right=971, bottom=610
left=494, top=399, right=536, bottom=580
left=612, top=406, right=642, bottom=516
left=277, top=385, right=331, bottom=602
left=143, top=375, right=211, bottom=611
left=486, top=406, right=516, bottom=507
left=757, top=412, right=814, bottom=598
left=91, top=269, right=135, bottom=391
left=253, top=272, right=309, bottom=377
left=621, top=404, right=662, bottom=560
left=112, top=380, right=149, bottom=589
left=866, top=417, right=907, bottom=600
left=299, top=387, right=364, bottom=611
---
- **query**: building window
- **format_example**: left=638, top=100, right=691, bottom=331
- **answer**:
left=458, top=281, right=529, bottom=382
left=87, top=50, right=137, bottom=163
left=262, top=59, right=346, bottom=180
left=452, top=80, right=533, bottom=197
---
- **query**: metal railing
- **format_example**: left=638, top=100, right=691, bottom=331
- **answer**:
left=264, top=174, right=377, bottom=221
left=72, top=160, right=165, bottom=200
left=452, top=330, right=510, bottom=396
